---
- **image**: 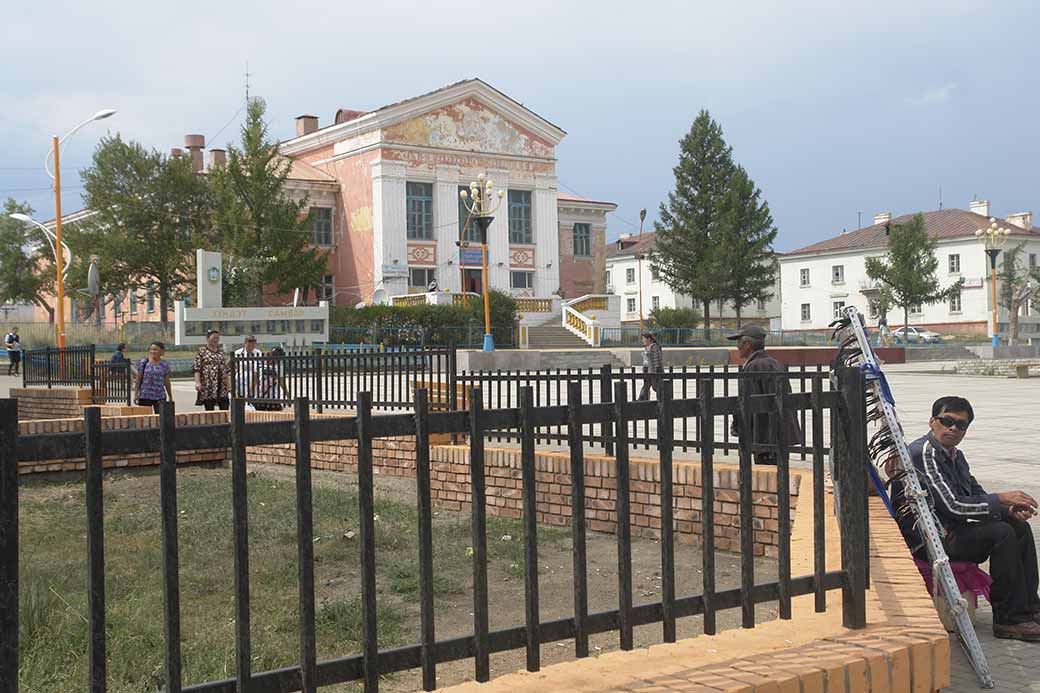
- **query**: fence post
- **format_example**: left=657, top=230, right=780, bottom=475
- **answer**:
left=125, top=362, right=132, bottom=407
left=599, top=364, right=613, bottom=456
left=313, top=348, right=324, bottom=413
left=46, top=347, right=52, bottom=389
left=834, top=367, right=868, bottom=629
left=0, top=399, right=18, bottom=693
left=447, top=342, right=458, bottom=414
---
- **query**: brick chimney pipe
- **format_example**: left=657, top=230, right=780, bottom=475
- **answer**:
left=209, top=148, right=227, bottom=169
left=296, top=115, right=319, bottom=137
left=184, top=134, right=205, bottom=173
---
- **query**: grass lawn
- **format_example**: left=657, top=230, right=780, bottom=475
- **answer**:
left=18, top=465, right=566, bottom=692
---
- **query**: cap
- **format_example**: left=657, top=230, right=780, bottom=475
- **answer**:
left=726, top=324, right=768, bottom=341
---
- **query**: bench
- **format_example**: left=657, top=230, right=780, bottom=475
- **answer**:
left=1010, top=363, right=1037, bottom=378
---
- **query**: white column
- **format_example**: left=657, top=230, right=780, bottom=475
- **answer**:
left=371, top=160, right=408, bottom=300
left=486, top=168, right=511, bottom=293
left=435, top=165, right=461, bottom=292
left=533, top=174, right=560, bottom=297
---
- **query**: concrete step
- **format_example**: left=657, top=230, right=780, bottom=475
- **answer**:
left=526, top=324, right=590, bottom=349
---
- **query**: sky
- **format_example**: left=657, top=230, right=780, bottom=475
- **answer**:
left=1, top=0, right=1038, bottom=252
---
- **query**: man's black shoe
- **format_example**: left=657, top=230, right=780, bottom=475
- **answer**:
left=994, top=621, right=1040, bottom=641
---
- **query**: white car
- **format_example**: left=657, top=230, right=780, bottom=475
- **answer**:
left=892, top=326, right=942, bottom=344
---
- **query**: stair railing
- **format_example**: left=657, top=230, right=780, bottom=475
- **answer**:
left=562, top=304, right=600, bottom=346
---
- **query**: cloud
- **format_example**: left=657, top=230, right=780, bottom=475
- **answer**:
left=908, top=83, right=957, bottom=107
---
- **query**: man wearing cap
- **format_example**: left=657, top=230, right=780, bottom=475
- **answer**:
left=233, top=336, right=264, bottom=399
left=727, top=325, right=802, bottom=465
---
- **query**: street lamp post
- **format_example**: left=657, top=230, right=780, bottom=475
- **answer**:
left=459, top=174, right=504, bottom=352
left=44, top=109, right=117, bottom=347
left=975, top=219, right=1011, bottom=348
left=637, top=208, right=647, bottom=330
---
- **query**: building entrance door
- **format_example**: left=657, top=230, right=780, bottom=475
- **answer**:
left=463, top=269, right=483, bottom=295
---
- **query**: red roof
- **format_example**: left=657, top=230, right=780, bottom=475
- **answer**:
left=606, top=232, right=656, bottom=259
left=786, top=208, right=1040, bottom=256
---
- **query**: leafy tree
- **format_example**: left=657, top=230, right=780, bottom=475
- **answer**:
left=651, top=110, right=734, bottom=339
left=77, top=135, right=212, bottom=326
left=997, top=243, right=1040, bottom=344
left=865, top=214, right=963, bottom=331
left=0, top=198, right=55, bottom=321
left=647, top=306, right=701, bottom=329
left=718, top=165, right=778, bottom=325
left=212, top=97, right=327, bottom=305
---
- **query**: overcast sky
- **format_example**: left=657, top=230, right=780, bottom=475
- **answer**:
left=2, top=0, right=1037, bottom=250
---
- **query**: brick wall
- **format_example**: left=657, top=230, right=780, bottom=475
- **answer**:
left=11, top=387, right=93, bottom=420
left=246, top=412, right=798, bottom=557
left=17, top=410, right=229, bottom=475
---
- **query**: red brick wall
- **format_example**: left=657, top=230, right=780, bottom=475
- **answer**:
left=17, top=410, right=230, bottom=474
left=11, top=387, right=94, bottom=420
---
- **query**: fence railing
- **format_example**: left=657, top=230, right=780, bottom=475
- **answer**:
left=600, top=326, right=837, bottom=348
left=459, top=364, right=831, bottom=458
left=230, top=346, right=457, bottom=413
left=90, top=361, right=132, bottom=406
left=22, top=345, right=96, bottom=389
left=0, top=367, right=870, bottom=692
left=328, top=325, right=516, bottom=349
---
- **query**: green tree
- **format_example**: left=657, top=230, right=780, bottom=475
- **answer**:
left=212, top=97, right=328, bottom=305
left=77, top=135, right=212, bottom=326
left=647, top=306, right=701, bottom=329
left=865, top=214, right=963, bottom=331
left=718, top=165, right=778, bottom=326
left=651, top=110, right=734, bottom=339
left=997, top=243, right=1040, bottom=344
left=0, top=198, right=55, bottom=321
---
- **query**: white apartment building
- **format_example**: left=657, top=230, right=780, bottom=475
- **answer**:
left=605, top=232, right=780, bottom=326
left=779, top=201, right=1040, bottom=338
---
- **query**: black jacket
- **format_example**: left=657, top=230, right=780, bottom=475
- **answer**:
left=893, top=433, right=1005, bottom=534
left=735, top=349, right=803, bottom=448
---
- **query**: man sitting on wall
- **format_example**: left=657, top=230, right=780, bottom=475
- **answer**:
left=892, top=396, right=1040, bottom=642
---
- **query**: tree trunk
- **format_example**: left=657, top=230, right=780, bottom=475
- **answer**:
left=903, top=305, right=909, bottom=343
left=159, top=284, right=170, bottom=327
left=735, top=304, right=742, bottom=328
left=1009, top=300, right=1020, bottom=345
left=702, top=299, right=711, bottom=341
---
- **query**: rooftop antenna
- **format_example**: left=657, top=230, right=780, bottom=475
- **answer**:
left=244, top=61, right=251, bottom=105
left=938, top=185, right=943, bottom=210
left=857, top=211, right=862, bottom=229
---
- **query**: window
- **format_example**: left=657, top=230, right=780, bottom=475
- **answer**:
left=800, top=268, right=810, bottom=287
left=1030, top=253, right=1037, bottom=269
left=510, top=271, right=534, bottom=289
left=605, top=270, right=611, bottom=287
left=311, top=207, right=333, bottom=245
left=910, top=303, right=922, bottom=315
left=949, top=291, right=962, bottom=313
left=832, top=300, right=846, bottom=318
left=146, top=281, right=155, bottom=312
left=130, top=293, right=138, bottom=315
left=573, top=223, right=591, bottom=257
left=868, top=300, right=879, bottom=319
left=113, top=296, right=121, bottom=318
left=948, top=254, right=961, bottom=274
left=757, top=298, right=767, bottom=311
left=458, top=186, right=482, bottom=243
left=318, top=274, right=335, bottom=303
left=652, top=296, right=660, bottom=310
left=406, top=182, right=434, bottom=240
left=508, top=190, right=532, bottom=244
left=98, top=298, right=106, bottom=321
left=626, top=267, right=635, bottom=284
left=626, top=298, right=637, bottom=314
left=651, top=266, right=660, bottom=281
left=800, top=304, right=811, bottom=321
left=409, top=268, right=435, bottom=290
left=831, top=265, right=845, bottom=284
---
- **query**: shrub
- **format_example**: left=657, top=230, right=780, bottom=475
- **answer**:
left=647, top=306, right=701, bottom=329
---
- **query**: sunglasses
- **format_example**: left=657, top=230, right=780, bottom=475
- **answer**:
left=935, top=415, right=970, bottom=431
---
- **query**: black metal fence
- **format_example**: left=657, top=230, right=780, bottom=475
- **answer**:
left=22, top=345, right=96, bottom=389
left=91, top=361, right=132, bottom=406
left=459, top=364, right=832, bottom=458
left=229, top=346, right=458, bottom=413
left=0, top=367, right=870, bottom=693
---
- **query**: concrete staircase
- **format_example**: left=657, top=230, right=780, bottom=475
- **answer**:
left=526, top=324, right=590, bottom=349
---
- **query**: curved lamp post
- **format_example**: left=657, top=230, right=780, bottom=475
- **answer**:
left=637, top=207, right=647, bottom=330
left=458, top=174, right=505, bottom=352
left=975, top=219, right=1011, bottom=348
left=8, top=213, right=74, bottom=281
left=44, top=109, right=117, bottom=347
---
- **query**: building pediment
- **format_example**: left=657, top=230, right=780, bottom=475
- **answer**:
left=281, top=79, right=566, bottom=158
left=382, top=97, right=555, bottom=159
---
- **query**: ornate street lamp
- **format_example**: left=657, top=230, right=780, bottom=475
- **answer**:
left=637, top=207, right=647, bottom=330
left=458, top=174, right=505, bottom=352
left=975, top=219, right=1011, bottom=348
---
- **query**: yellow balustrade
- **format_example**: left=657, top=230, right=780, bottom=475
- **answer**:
left=516, top=298, right=552, bottom=313
left=391, top=294, right=427, bottom=307
left=570, top=296, right=608, bottom=313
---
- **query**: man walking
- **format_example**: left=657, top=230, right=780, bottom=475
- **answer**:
left=727, top=324, right=801, bottom=465
left=893, top=396, right=1040, bottom=641
left=4, top=327, right=20, bottom=376
left=637, top=332, right=663, bottom=401
left=233, top=335, right=263, bottom=399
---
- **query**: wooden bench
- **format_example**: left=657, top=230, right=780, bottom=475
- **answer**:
left=1009, top=361, right=1038, bottom=378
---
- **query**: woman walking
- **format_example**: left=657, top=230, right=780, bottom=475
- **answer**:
left=193, top=329, right=231, bottom=411
left=134, top=341, right=173, bottom=414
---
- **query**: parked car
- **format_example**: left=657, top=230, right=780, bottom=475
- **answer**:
left=892, top=326, right=942, bottom=344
